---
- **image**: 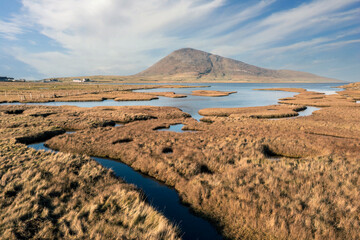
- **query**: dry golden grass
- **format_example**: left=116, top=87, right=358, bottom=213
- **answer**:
left=0, top=105, right=191, bottom=134
left=0, top=82, right=204, bottom=103
left=144, top=92, right=187, bottom=98
left=337, top=82, right=360, bottom=100
left=0, top=140, right=180, bottom=240
left=199, top=104, right=306, bottom=119
left=0, top=105, right=182, bottom=240
left=1, top=82, right=360, bottom=240
left=45, top=112, right=360, bottom=239
left=42, top=82, right=360, bottom=240
left=273, top=89, right=357, bottom=107
left=191, top=90, right=237, bottom=97
left=338, top=82, right=360, bottom=90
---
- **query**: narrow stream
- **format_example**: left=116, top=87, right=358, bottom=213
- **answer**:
left=28, top=139, right=223, bottom=240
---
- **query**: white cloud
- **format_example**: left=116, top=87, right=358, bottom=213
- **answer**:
left=315, top=39, right=360, bottom=50
left=0, top=20, right=23, bottom=40
left=199, top=0, right=276, bottom=38
left=258, top=38, right=333, bottom=55
left=4, top=0, right=360, bottom=79
left=256, top=30, right=360, bottom=56
left=211, top=0, right=360, bottom=56
left=11, top=0, right=228, bottom=76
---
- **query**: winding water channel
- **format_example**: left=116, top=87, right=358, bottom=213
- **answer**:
left=8, top=83, right=344, bottom=239
left=28, top=139, right=223, bottom=240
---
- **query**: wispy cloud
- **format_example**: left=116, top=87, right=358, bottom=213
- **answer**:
left=10, top=0, right=229, bottom=76
left=0, top=20, right=22, bottom=40
left=315, top=39, right=360, bottom=50
left=198, top=0, right=276, bottom=38
left=2, top=0, right=360, bottom=80
left=257, top=29, right=360, bottom=56
left=211, top=0, right=360, bottom=56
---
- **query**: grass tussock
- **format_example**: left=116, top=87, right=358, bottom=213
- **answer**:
left=0, top=104, right=182, bottom=239
left=0, top=140, right=180, bottom=240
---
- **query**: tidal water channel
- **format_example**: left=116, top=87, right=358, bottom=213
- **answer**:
left=28, top=139, right=223, bottom=240
left=8, top=83, right=343, bottom=239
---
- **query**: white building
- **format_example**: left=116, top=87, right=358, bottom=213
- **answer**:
left=73, top=78, right=91, bottom=83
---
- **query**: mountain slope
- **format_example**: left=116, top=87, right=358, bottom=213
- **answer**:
left=136, top=48, right=340, bottom=83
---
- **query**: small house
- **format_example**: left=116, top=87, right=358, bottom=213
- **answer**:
left=0, top=76, right=14, bottom=82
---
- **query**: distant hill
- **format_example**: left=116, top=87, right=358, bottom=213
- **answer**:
left=135, top=48, right=340, bottom=83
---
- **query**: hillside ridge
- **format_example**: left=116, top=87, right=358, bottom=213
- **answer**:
left=136, top=48, right=340, bottom=83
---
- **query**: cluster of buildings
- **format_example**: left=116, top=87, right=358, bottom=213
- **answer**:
left=0, top=76, right=25, bottom=82
left=0, top=76, right=92, bottom=83
left=72, top=78, right=91, bottom=83
left=42, top=78, right=91, bottom=83
left=42, top=78, right=59, bottom=82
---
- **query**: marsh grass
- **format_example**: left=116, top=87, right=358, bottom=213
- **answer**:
left=199, top=104, right=307, bottom=119
left=45, top=95, right=360, bottom=239
left=0, top=82, right=198, bottom=103
left=0, top=104, right=182, bottom=239
left=1, top=82, right=360, bottom=240
left=0, top=140, right=180, bottom=239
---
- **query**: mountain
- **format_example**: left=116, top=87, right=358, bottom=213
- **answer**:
left=136, top=48, right=340, bottom=83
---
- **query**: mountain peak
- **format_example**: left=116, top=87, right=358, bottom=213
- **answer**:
left=136, top=48, right=340, bottom=83
left=174, top=47, right=198, bottom=52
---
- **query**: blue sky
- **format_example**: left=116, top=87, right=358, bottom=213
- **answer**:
left=0, top=0, right=359, bottom=81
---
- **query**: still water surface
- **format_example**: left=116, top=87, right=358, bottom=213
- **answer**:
left=157, top=124, right=194, bottom=133
left=7, top=83, right=343, bottom=120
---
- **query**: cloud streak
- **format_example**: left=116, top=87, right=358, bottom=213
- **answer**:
left=2, top=0, right=360, bottom=80
left=211, top=0, right=360, bottom=56
left=0, top=20, right=23, bottom=40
